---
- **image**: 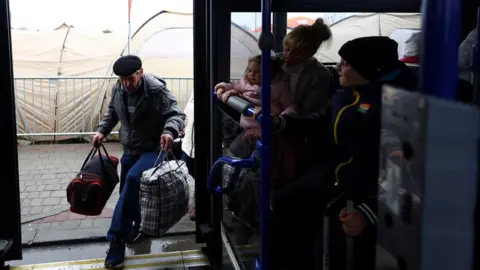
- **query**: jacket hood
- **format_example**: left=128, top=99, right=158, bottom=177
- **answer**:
left=383, top=62, right=418, bottom=90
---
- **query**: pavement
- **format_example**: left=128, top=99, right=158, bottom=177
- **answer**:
left=18, top=142, right=195, bottom=246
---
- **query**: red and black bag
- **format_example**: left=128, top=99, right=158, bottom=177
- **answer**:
left=66, top=145, right=120, bottom=216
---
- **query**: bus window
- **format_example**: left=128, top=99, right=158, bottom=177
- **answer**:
left=231, top=12, right=263, bottom=79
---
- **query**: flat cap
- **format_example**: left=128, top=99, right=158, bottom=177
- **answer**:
left=113, top=55, right=142, bottom=76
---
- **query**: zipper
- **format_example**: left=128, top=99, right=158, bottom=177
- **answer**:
left=333, top=89, right=360, bottom=185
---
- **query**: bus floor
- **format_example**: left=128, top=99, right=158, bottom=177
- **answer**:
left=7, top=233, right=259, bottom=270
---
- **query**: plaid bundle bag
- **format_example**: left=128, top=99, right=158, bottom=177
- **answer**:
left=139, top=159, right=190, bottom=237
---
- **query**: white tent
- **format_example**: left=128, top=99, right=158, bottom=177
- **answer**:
left=12, top=11, right=260, bottom=141
left=13, top=29, right=125, bottom=141
left=118, top=11, right=260, bottom=78
left=316, top=13, right=421, bottom=62
left=251, top=13, right=421, bottom=62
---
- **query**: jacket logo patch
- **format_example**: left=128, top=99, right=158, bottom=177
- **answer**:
left=357, top=103, right=371, bottom=113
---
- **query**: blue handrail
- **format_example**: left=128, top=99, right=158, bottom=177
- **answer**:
left=208, top=94, right=263, bottom=195
left=420, top=0, right=461, bottom=99
left=207, top=156, right=257, bottom=194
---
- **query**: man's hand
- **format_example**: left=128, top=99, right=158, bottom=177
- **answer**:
left=92, top=132, right=105, bottom=147
left=160, top=133, right=174, bottom=151
left=338, top=208, right=367, bottom=236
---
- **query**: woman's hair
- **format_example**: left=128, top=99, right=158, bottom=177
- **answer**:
left=245, top=54, right=282, bottom=79
left=284, top=18, right=332, bottom=56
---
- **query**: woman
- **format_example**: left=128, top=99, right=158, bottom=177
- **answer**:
left=270, top=36, right=418, bottom=270
left=181, top=92, right=195, bottom=175
left=181, top=92, right=195, bottom=220
left=276, top=18, right=334, bottom=173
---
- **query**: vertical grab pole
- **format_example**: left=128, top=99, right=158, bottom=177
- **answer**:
left=258, top=0, right=273, bottom=269
left=420, top=0, right=461, bottom=99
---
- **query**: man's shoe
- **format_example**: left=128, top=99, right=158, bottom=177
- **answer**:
left=104, top=239, right=126, bottom=269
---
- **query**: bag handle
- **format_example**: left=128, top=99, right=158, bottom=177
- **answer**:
left=96, top=144, right=118, bottom=179
left=98, top=143, right=115, bottom=167
left=150, top=148, right=185, bottom=178
left=80, top=144, right=115, bottom=179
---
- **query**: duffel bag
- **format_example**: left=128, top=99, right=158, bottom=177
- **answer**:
left=140, top=154, right=190, bottom=237
left=66, top=144, right=119, bottom=216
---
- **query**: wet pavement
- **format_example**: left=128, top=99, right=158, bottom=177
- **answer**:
left=18, top=142, right=195, bottom=245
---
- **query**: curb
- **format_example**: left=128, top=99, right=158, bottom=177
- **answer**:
left=21, top=215, right=196, bottom=247
left=21, top=208, right=69, bottom=224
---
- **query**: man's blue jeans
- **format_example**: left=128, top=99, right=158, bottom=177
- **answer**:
left=106, top=151, right=164, bottom=241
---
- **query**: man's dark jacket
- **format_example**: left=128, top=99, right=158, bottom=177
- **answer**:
left=98, top=73, right=185, bottom=154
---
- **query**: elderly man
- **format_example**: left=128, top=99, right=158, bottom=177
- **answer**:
left=93, top=55, right=185, bottom=268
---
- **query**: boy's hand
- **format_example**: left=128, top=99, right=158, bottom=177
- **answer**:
left=338, top=208, right=366, bottom=236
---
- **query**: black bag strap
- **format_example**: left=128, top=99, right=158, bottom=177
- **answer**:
left=80, top=147, right=99, bottom=171
left=80, top=144, right=115, bottom=179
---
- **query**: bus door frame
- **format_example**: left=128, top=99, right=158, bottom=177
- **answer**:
left=194, top=0, right=231, bottom=267
left=0, top=0, right=23, bottom=262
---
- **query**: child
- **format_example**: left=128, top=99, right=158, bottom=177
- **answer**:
left=215, top=55, right=295, bottom=130
left=214, top=55, right=296, bottom=188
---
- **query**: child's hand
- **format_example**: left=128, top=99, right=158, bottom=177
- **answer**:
left=253, top=106, right=262, bottom=119
left=215, top=87, right=225, bottom=99
left=222, top=90, right=239, bottom=103
left=253, top=88, right=261, bottom=98
left=338, top=208, right=366, bottom=236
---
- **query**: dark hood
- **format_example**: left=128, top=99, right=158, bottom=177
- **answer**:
left=382, top=62, right=418, bottom=90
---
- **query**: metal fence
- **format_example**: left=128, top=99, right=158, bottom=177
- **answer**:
left=14, top=76, right=194, bottom=139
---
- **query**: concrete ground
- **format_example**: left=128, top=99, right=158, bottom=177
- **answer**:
left=18, top=142, right=195, bottom=246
